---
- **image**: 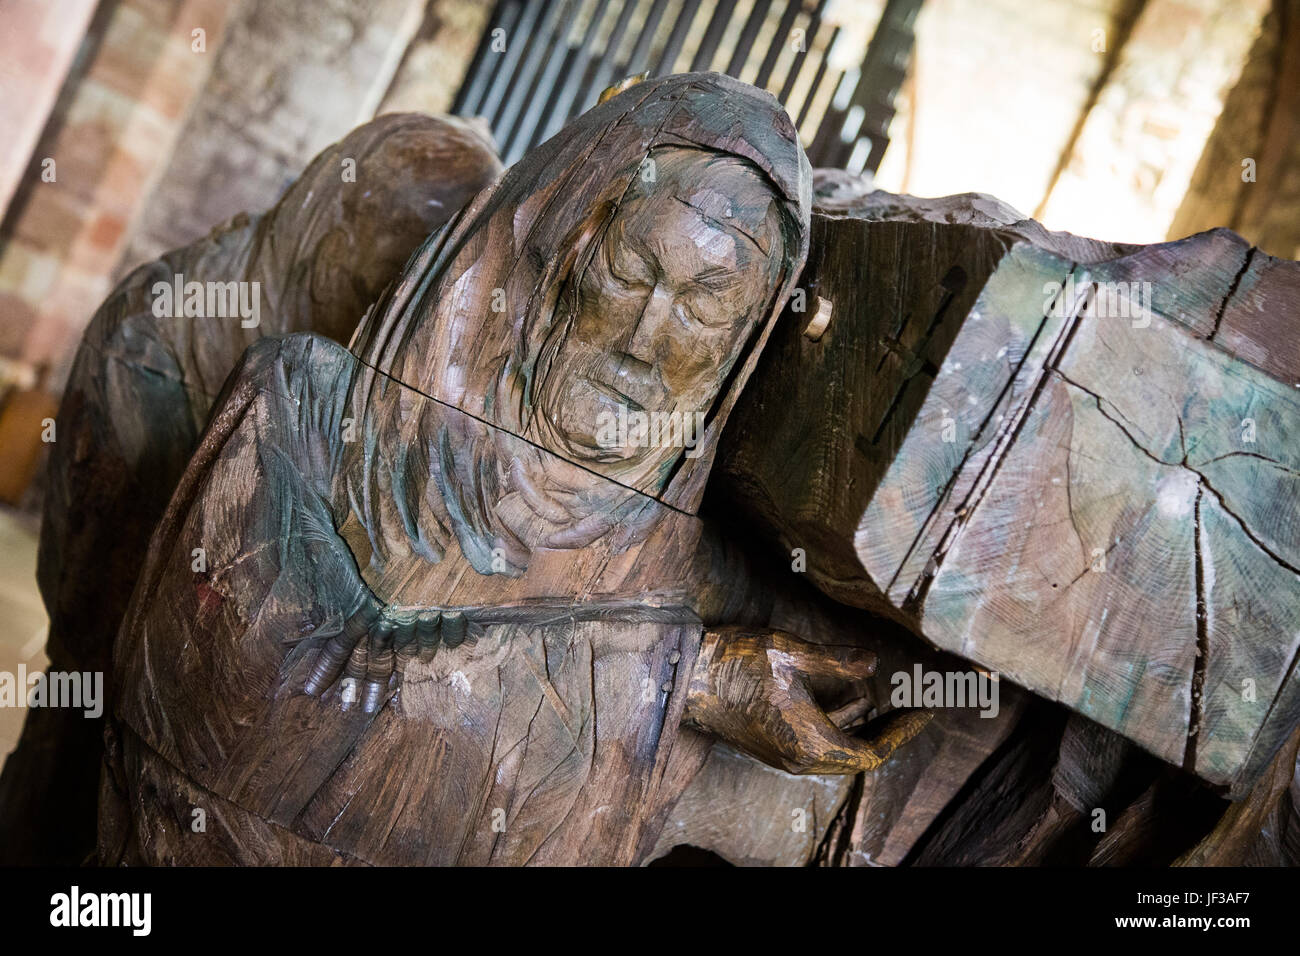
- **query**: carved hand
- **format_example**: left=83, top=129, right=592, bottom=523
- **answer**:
left=302, top=600, right=479, bottom=714
left=683, top=626, right=933, bottom=774
left=294, top=490, right=481, bottom=714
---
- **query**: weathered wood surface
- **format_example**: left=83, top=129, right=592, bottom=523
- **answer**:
left=0, top=114, right=501, bottom=866
left=33, top=72, right=1288, bottom=866
left=717, top=185, right=1300, bottom=794
left=100, top=74, right=943, bottom=866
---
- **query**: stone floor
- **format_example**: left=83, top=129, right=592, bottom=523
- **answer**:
left=0, top=506, right=48, bottom=772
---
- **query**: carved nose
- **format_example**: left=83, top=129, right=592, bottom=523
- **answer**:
left=625, top=285, right=673, bottom=362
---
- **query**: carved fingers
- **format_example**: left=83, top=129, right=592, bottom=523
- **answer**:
left=682, top=626, right=934, bottom=775
left=303, top=600, right=480, bottom=714
left=304, top=600, right=373, bottom=701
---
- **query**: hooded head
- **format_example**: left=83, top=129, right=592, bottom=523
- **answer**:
left=525, top=145, right=791, bottom=492
left=349, top=74, right=810, bottom=574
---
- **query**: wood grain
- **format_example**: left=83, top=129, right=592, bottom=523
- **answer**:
left=104, top=74, right=931, bottom=866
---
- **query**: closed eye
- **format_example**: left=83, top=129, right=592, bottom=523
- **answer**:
left=685, top=290, right=735, bottom=329
left=606, top=243, right=650, bottom=289
left=609, top=263, right=643, bottom=289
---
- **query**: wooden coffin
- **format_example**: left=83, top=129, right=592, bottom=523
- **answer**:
left=715, top=189, right=1300, bottom=795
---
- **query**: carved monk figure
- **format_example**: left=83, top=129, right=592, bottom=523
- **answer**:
left=102, top=74, right=928, bottom=866
left=0, top=114, right=501, bottom=865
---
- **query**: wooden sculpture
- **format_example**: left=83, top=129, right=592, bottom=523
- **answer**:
left=29, top=71, right=1292, bottom=869
left=98, top=74, right=934, bottom=866
left=0, top=113, right=503, bottom=865
left=716, top=183, right=1300, bottom=796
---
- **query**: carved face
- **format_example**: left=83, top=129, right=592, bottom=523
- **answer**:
left=529, top=148, right=783, bottom=486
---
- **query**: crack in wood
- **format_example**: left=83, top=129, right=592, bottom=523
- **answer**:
left=869, top=302, right=956, bottom=446
left=350, top=346, right=697, bottom=517
left=1209, top=244, right=1256, bottom=342
left=897, top=268, right=1089, bottom=611
left=881, top=281, right=1059, bottom=597
left=1184, top=485, right=1209, bottom=771
left=1056, top=368, right=1300, bottom=579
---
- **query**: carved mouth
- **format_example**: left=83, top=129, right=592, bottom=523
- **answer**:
left=586, top=377, right=645, bottom=413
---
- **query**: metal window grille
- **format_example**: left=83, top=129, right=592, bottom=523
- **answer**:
left=452, top=0, right=920, bottom=170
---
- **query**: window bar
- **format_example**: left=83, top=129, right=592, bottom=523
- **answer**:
left=777, top=0, right=827, bottom=105
left=533, top=0, right=616, bottom=147
left=498, top=0, right=581, bottom=162
left=794, top=23, right=839, bottom=133
left=453, top=0, right=523, bottom=116
left=689, top=0, right=737, bottom=72
left=654, top=0, right=703, bottom=74
left=754, top=0, right=803, bottom=91
left=581, top=0, right=642, bottom=115
left=726, top=0, right=773, bottom=77
left=624, top=0, right=672, bottom=76
left=482, top=0, right=547, bottom=129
